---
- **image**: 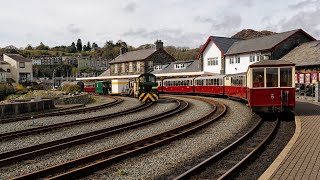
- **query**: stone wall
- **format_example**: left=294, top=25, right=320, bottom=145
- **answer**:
left=0, top=99, right=54, bottom=117
left=54, top=94, right=91, bottom=105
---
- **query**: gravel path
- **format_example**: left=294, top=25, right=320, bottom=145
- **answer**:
left=83, top=96, right=256, bottom=180
left=0, top=96, right=139, bottom=134
left=0, top=97, right=211, bottom=179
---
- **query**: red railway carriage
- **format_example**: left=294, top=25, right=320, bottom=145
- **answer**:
left=83, top=82, right=95, bottom=92
left=224, top=73, right=247, bottom=100
left=247, top=60, right=295, bottom=112
left=162, top=77, right=194, bottom=93
left=194, top=75, right=225, bottom=95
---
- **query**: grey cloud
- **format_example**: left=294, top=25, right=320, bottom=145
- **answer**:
left=123, top=2, right=137, bottom=13
left=280, top=8, right=320, bottom=38
left=195, top=14, right=242, bottom=34
left=67, top=24, right=81, bottom=34
left=288, top=0, right=320, bottom=10
left=122, top=28, right=205, bottom=48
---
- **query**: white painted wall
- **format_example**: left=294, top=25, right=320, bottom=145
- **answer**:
left=202, top=40, right=222, bottom=74
left=225, top=52, right=271, bottom=74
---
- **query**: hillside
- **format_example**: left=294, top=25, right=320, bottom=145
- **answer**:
left=232, top=29, right=276, bottom=39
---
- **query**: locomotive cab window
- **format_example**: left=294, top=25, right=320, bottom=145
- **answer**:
left=252, top=68, right=265, bottom=88
left=266, top=68, right=278, bottom=87
left=280, top=68, right=293, bottom=87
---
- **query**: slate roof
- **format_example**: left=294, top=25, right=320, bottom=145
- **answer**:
left=225, top=29, right=315, bottom=55
left=211, top=36, right=243, bottom=53
left=5, top=54, right=32, bottom=62
left=0, top=68, right=6, bottom=72
left=249, top=59, right=295, bottom=68
left=109, top=49, right=156, bottom=64
left=199, top=36, right=242, bottom=57
left=280, top=40, right=320, bottom=66
left=151, top=60, right=200, bottom=74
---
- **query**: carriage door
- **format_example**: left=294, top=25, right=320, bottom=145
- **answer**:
left=281, top=90, right=289, bottom=110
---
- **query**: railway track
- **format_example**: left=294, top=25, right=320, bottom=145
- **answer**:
left=173, top=115, right=279, bottom=180
left=12, top=97, right=226, bottom=180
left=0, top=99, right=152, bottom=141
left=0, top=98, right=185, bottom=167
left=0, top=96, right=123, bottom=124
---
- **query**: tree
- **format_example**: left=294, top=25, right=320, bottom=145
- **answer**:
left=87, top=41, right=91, bottom=50
left=76, top=39, right=82, bottom=51
left=68, top=42, right=77, bottom=53
left=35, top=42, right=49, bottom=50
left=25, top=44, right=33, bottom=50
left=92, top=42, right=98, bottom=48
left=83, top=45, right=87, bottom=51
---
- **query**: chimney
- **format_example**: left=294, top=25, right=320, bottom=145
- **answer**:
left=155, top=40, right=163, bottom=50
left=120, top=46, right=128, bottom=55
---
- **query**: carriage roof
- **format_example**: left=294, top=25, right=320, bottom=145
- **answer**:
left=163, top=77, right=195, bottom=81
left=194, top=75, right=226, bottom=80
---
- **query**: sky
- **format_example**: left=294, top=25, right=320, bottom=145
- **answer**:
left=0, top=0, right=319, bottom=49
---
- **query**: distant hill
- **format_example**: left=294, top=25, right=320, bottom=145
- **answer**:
left=232, top=29, right=276, bottom=39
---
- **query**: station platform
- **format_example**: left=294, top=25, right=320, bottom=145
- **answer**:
left=260, top=98, right=320, bottom=180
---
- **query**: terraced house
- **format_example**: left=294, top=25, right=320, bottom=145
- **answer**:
left=3, top=54, right=33, bottom=84
left=109, top=40, right=175, bottom=76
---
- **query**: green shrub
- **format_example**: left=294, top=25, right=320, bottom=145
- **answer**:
left=116, top=169, right=127, bottom=176
left=66, top=84, right=81, bottom=94
left=0, top=84, right=15, bottom=100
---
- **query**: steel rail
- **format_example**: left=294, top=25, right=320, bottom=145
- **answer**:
left=174, top=117, right=279, bottom=180
left=0, top=96, right=123, bottom=124
left=0, top=98, right=184, bottom=167
left=0, top=100, right=152, bottom=141
left=13, top=97, right=226, bottom=180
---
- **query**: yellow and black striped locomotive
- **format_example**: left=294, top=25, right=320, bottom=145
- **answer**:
left=137, top=73, right=159, bottom=102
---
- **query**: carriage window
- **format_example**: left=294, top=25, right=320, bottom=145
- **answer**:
left=266, top=68, right=278, bottom=87
left=253, top=68, right=265, bottom=87
left=219, top=79, right=222, bottom=86
left=190, top=80, right=193, bottom=86
left=280, top=68, right=292, bottom=87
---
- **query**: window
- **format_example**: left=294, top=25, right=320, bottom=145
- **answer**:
left=148, top=61, right=153, bottom=68
left=252, top=68, right=265, bottom=87
left=129, top=62, right=133, bottom=72
left=7, top=69, right=10, bottom=72
left=208, top=57, right=218, bottom=66
left=257, top=55, right=260, bottom=62
left=175, top=63, right=185, bottom=69
left=137, top=62, right=141, bottom=72
left=266, top=68, right=278, bottom=87
left=154, top=65, right=162, bottom=70
left=229, top=57, right=234, bottom=64
left=280, top=68, right=293, bottom=87
left=236, top=56, right=240, bottom=63
left=114, top=64, right=118, bottom=73
left=19, top=62, right=25, bottom=68
left=121, top=63, right=125, bottom=73
left=250, top=55, right=255, bottom=62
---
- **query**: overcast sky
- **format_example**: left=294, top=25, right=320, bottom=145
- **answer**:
left=0, top=0, right=319, bottom=48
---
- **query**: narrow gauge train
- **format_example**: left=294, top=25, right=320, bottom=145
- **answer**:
left=137, top=73, right=159, bottom=102
left=158, top=60, right=295, bottom=112
left=83, top=81, right=111, bottom=94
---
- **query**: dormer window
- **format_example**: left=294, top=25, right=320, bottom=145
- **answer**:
left=175, top=63, right=185, bottom=69
left=154, top=65, right=162, bottom=70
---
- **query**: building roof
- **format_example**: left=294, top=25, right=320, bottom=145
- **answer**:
left=150, top=60, right=201, bottom=74
left=249, top=59, right=295, bottom=68
left=199, top=36, right=242, bottom=57
left=280, top=40, right=320, bottom=66
left=0, top=68, right=6, bottom=72
left=225, top=29, right=316, bottom=55
left=5, top=54, right=32, bottom=62
left=99, top=68, right=110, bottom=77
left=109, top=49, right=157, bottom=64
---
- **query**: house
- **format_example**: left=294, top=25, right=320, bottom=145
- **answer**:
left=151, top=60, right=202, bottom=77
left=39, top=56, right=62, bottom=65
left=198, top=36, right=242, bottom=74
left=280, top=40, right=320, bottom=84
left=0, top=59, right=11, bottom=82
left=3, top=54, right=33, bottom=84
left=0, top=68, right=6, bottom=83
left=109, top=40, right=175, bottom=76
left=32, top=59, right=42, bottom=65
left=224, top=29, right=316, bottom=74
